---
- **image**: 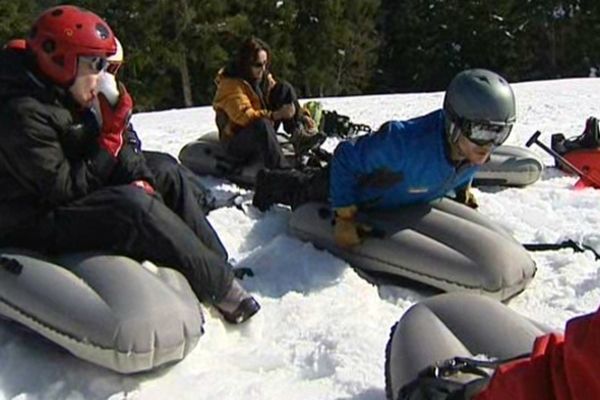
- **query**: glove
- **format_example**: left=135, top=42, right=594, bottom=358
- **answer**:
left=97, top=83, right=133, bottom=157
left=455, top=186, right=479, bottom=209
left=334, top=205, right=372, bottom=248
left=334, top=217, right=361, bottom=248
left=131, top=179, right=155, bottom=195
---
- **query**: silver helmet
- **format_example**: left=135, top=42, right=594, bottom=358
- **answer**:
left=444, top=69, right=516, bottom=146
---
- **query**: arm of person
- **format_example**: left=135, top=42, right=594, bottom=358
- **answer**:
left=454, top=180, right=478, bottom=209
left=330, top=141, right=365, bottom=247
left=2, top=100, right=117, bottom=206
left=215, top=79, right=271, bottom=127
left=107, top=124, right=155, bottom=190
left=329, top=141, right=362, bottom=210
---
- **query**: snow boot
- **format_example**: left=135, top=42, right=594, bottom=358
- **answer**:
left=555, top=116, right=600, bottom=153
left=252, top=168, right=300, bottom=211
left=290, top=125, right=325, bottom=156
left=252, top=167, right=328, bottom=211
left=215, top=279, right=260, bottom=324
left=552, top=117, right=600, bottom=167
left=576, top=117, right=600, bottom=148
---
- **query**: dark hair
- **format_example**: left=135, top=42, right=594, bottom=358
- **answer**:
left=227, top=36, right=271, bottom=81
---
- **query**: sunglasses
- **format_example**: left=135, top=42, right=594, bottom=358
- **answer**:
left=79, top=56, right=108, bottom=73
left=107, top=61, right=122, bottom=75
left=251, top=61, right=267, bottom=69
left=463, top=121, right=513, bottom=147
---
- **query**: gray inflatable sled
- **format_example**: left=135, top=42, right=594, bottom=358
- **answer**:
left=385, top=293, right=553, bottom=400
left=178, top=131, right=295, bottom=186
left=289, top=199, right=536, bottom=301
left=473, top=145, right=543, bottom=187
left=179, top=132, right=542, bottom=188
left=0, top=249, right=204, bottom=373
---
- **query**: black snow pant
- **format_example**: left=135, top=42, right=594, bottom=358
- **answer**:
left=2, top=153, right=234, bottom=304
left=225, top=81, right=302, bottom=170
left=143, top=150, right=227, bottom=259
left=253, top=165, right=330, bottom=210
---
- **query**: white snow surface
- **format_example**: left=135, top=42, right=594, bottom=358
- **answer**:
left=1, top=78, right=600, bottom=400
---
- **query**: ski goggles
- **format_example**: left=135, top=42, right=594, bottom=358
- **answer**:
left=463, top=121, right=513, bottom=147
left=251, top=61, right=267, bottom=69
left=79, top=56, right=109, bottom=73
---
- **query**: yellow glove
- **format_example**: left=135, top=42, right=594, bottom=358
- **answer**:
left=455, top=186, right=479, bottom=209
left=334, top=218, right=361, bottom=248
left=334, top=205, right=372, bottom=248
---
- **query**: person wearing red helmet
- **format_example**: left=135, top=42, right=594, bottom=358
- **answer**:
left=0, top=5, right=260, bottom=324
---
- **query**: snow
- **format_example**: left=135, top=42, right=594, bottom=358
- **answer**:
left=2, top=78, right=600, bottom=399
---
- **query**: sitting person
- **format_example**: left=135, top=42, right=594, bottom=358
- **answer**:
left=396, top=303, right=600, bottom=400
left=212, top=36, right=321, bottom=169
left=95, top=37, right=217, bottom=214
left=252, top=69, right=516, bottom=248
left=473, top=306, right=600, bottom=400
left=0, top=5, right=259, bottom=324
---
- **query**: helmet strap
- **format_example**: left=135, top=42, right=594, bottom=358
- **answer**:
left=449, top=137, right=467, bottom=163
left=446, top=122, right=468, bottom=163
left=449, top=121, right=462, bottom=143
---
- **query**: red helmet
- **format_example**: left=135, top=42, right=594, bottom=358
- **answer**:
left=27, top=5, right=117, bottom=87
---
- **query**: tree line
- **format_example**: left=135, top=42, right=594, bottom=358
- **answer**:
left=2, top=0, right=598, bottom=111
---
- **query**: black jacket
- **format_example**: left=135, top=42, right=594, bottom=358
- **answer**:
left=0, top=48, right=153, bottom=235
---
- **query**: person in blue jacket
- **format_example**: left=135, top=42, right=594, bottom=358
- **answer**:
left=252, top=68, right=516, bottom=248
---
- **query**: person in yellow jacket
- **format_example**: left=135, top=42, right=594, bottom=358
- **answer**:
left=213, top=36, right=320, bottom=169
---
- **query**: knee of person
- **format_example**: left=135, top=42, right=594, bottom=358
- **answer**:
left=110, top=185, right=155, bottom=214
left=252, top=118, right=274, bottom=133
left=144, top=151, right=179, bottom=170
left=152, top=159, right=181, bottom=181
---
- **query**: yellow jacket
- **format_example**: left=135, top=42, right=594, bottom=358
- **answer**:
left=212, top=69, right=276, bottom=140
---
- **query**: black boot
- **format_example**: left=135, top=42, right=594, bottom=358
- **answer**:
left=561, top=117, right=600, bottom=152
left=290, top=126, right=326, bottom=156
left=576, top=117, right=600, bottom=148
left=252, top=168, right=325, bottom=211
left=215, top=279, right=260, bottom=324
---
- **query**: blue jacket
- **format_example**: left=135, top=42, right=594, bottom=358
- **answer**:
left=329, top=110, right=479, bottom=209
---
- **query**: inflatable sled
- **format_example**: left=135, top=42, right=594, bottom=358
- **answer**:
left=180, top=133, right=542, bottom=188
left=289, top=199, right=536, bottom=301
left=384, top=293, right=553, bottom=400
left=0, top=249, right=204, bottom=373
left=473, top=145, right=543, bottom=187
left=178, top=131, right=295, bottom=186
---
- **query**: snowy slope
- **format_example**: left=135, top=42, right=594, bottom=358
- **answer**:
left=1, top=78, right=600, bottom=400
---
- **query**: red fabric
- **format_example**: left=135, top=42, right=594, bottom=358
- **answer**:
left=475, top=306, right=600, bottom=400
left=5, top=39, right=27, bottom=50
left=131, top=180, right=155, bottom=195
left=563, top=150, right=600, bottom=189
left=97, top=85, right=133, bottom=157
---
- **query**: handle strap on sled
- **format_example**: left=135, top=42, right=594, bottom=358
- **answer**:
left=398, top=353, right=531, bottom=400
left=524, top=239, right=600, bottom=260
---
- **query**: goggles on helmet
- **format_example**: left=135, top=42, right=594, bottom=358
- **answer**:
left=107, top=61, right=122, bottom=75
left=463, top=121, right=513, bottom=147
left=79, top=56, right=109, bottom=73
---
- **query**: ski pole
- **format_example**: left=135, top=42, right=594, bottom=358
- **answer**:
left=525, top=131, right=600, bottom=187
